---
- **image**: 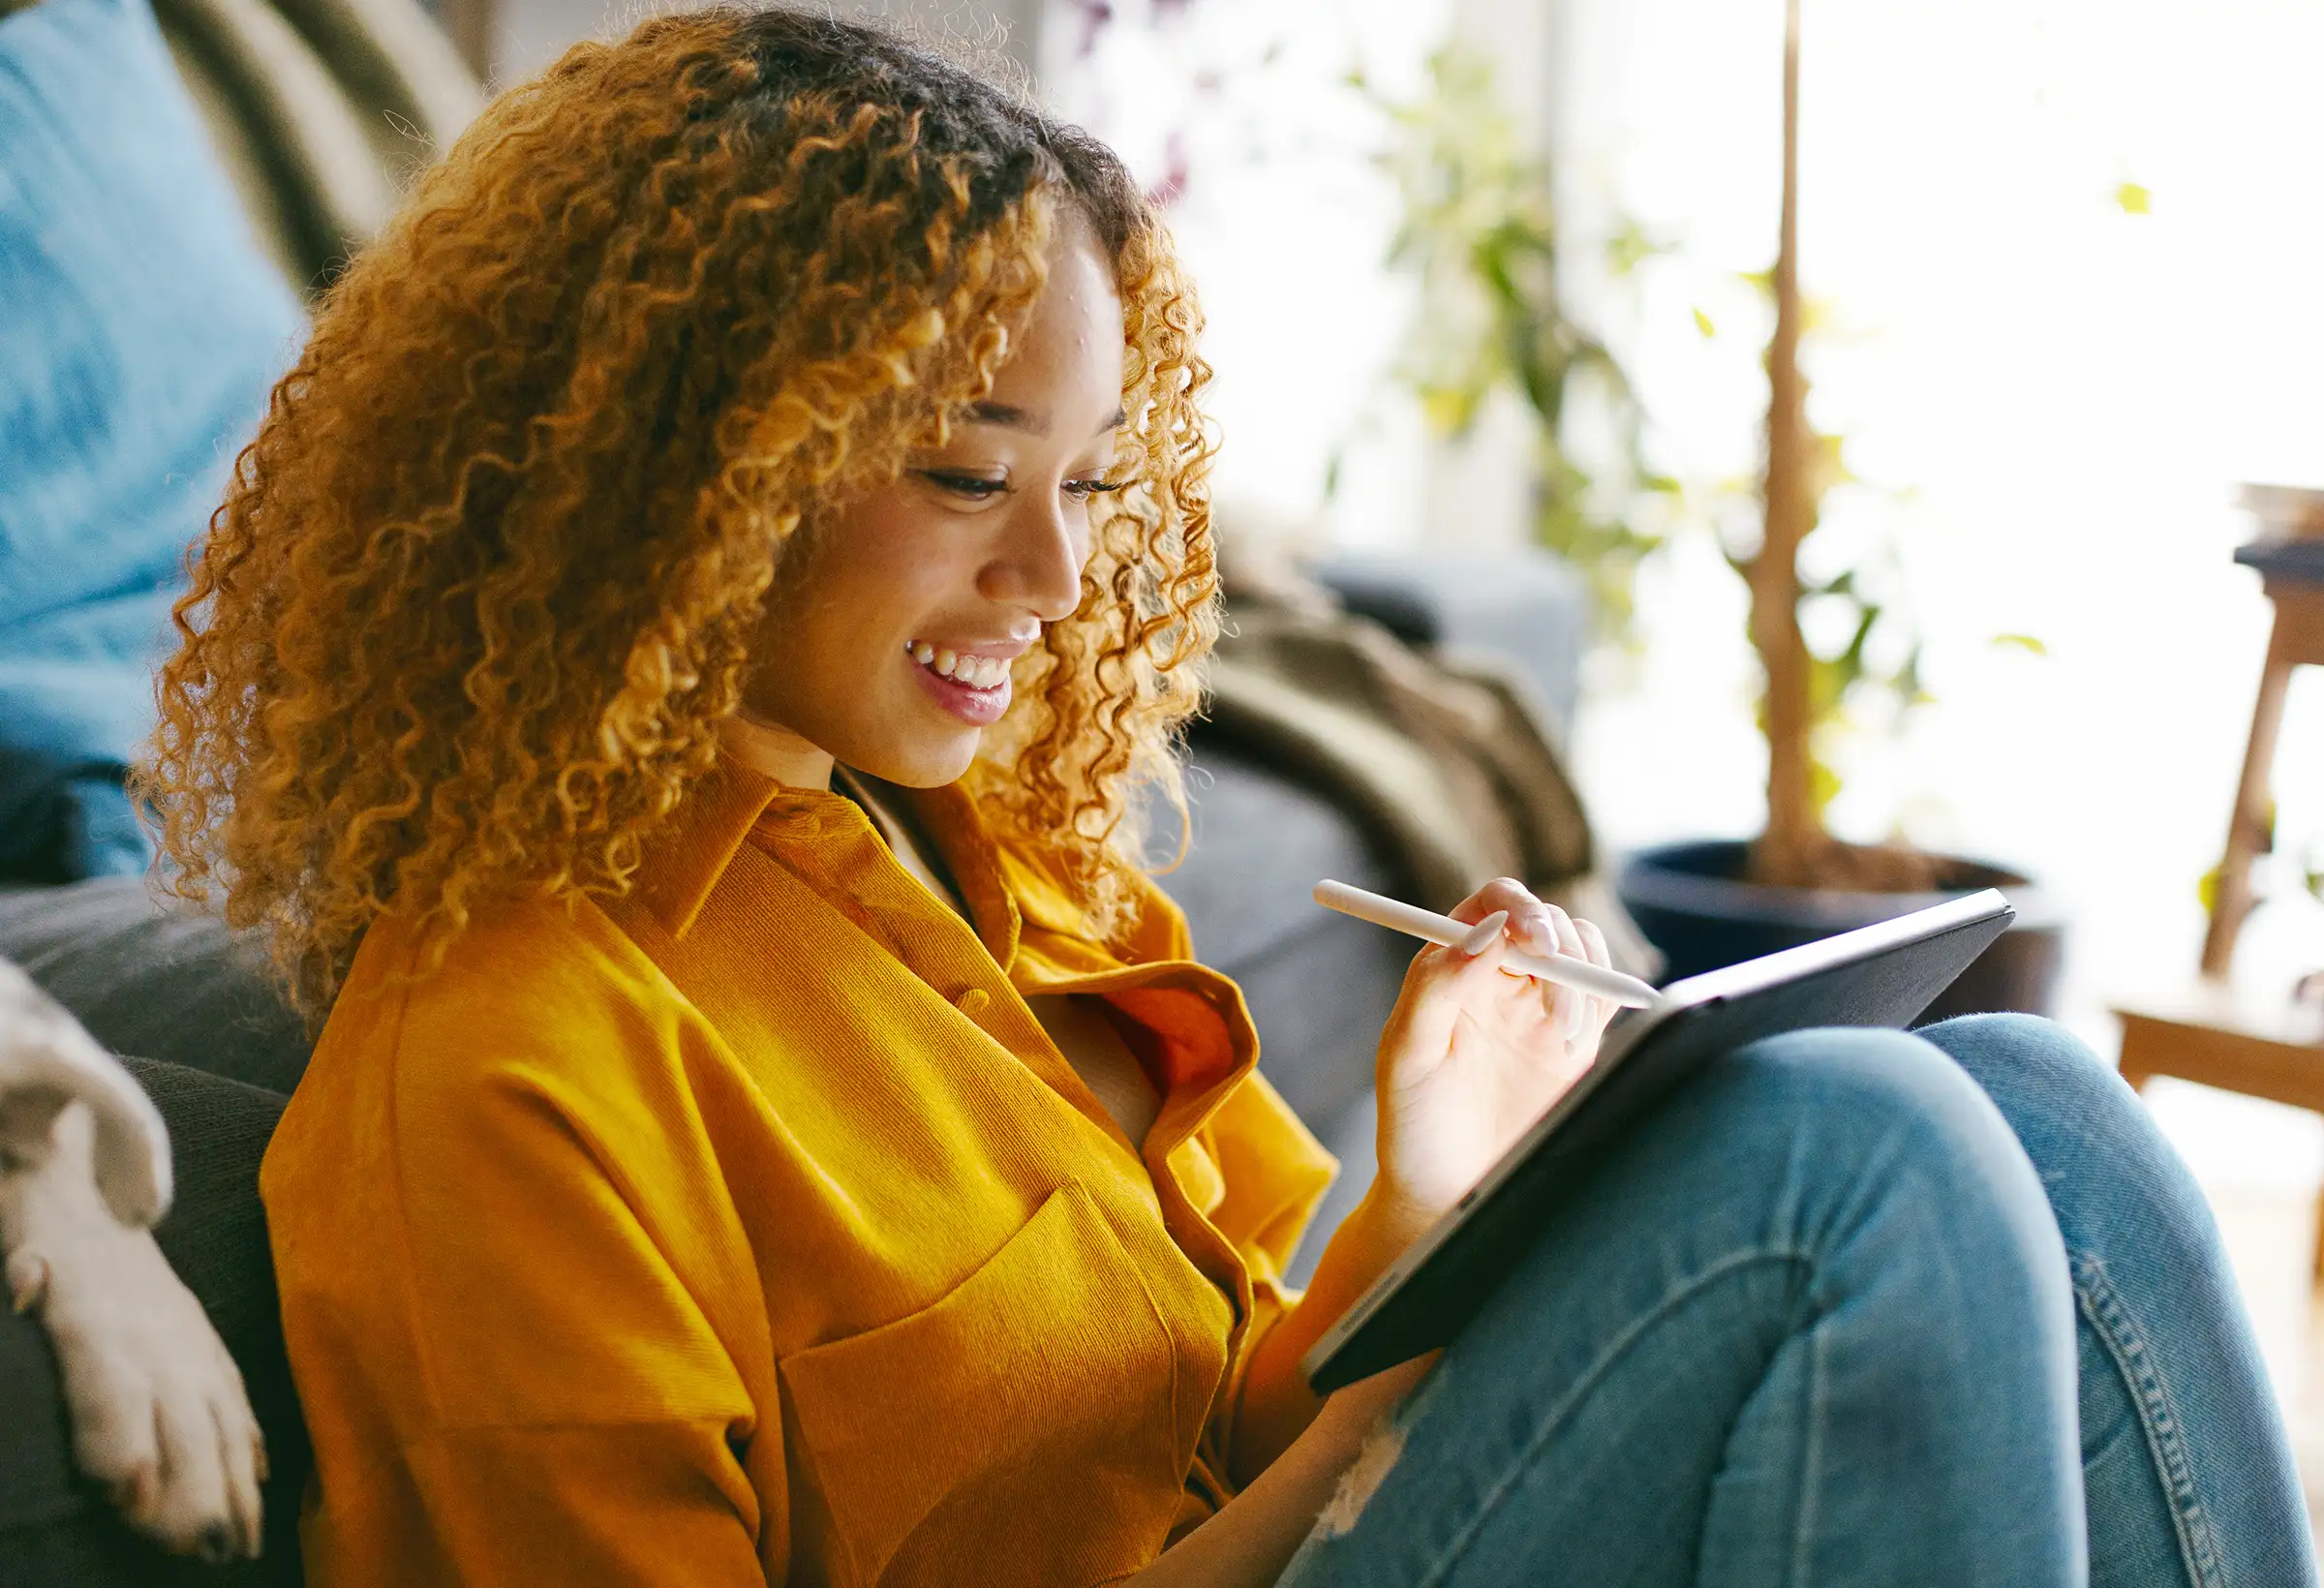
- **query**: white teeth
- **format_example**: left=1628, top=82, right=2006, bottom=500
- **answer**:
left=906, top=641, right=1007, bottom=689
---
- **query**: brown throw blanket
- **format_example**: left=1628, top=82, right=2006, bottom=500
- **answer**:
left=1205, top=571, right=1661, bottom=980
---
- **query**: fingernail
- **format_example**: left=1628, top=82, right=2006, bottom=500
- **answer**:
left=199, top=1523, right=234, bottom=1564
left=1460, top=910, right=1508, bottom=955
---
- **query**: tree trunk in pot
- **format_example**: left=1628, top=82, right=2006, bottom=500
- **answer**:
left=1749, top=0, right=1820, bottom=890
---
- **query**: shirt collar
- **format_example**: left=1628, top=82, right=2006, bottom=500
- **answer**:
left=628, top=753, right=789, bottom=940
left=630, top=753, right=1030, bottom=972
left=899, top=778, right=1024, bottom=970
left=627, top=752, right=1250, bottom=1130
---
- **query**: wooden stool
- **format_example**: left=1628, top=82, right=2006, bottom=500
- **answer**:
left=2114, top=491, right=2324, bottom=1270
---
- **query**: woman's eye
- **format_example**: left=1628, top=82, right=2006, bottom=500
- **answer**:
left=918, top=469, right=1124, bottom=504
left=919, top=471, right=1010, bottom=501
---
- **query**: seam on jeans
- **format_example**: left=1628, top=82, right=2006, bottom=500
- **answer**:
left=1409, top=1247, right=1814, bottom=1588
left=2072, top=1248, right=2226, bottom=1588
left=1787, top=1314, right=1826, bottom=1588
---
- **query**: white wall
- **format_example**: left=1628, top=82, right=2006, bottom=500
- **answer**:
left=486, top=0, right=1049, bottom=91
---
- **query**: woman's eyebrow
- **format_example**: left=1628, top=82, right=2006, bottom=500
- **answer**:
left=962, top=401, right=1130, bottom=438
left=964, top=400, right=1043, bottom=434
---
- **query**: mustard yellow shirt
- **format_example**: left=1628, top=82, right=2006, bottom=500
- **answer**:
left=261, top=757, right=1340, bottom=1587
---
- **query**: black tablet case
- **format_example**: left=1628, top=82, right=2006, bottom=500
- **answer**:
left=1304, top=895, right=2016, bottom=1392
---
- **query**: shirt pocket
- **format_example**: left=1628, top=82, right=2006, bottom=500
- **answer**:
left=778, top=1179, right=1189, bottom=1588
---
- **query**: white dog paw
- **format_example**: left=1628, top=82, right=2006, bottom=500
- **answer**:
left=0, top=1104, right=264, bottom=1560
left=0, top=959, right=171, bottom=1226
left=6, top=1243, right=49, bottom=1312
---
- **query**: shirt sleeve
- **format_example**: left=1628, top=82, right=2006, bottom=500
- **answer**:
left=1193, top=1068, right=1339, bottom=1469
left=268, top=921, right=778, bottom=1586
left=393, top=1420, right=769, bottom=1582
left=394, top=1060, right=771, bottom=1581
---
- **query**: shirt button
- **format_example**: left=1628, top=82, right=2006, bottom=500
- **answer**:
left=956, top=988, right=991, bottom=1016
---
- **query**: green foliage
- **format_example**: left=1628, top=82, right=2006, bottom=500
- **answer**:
left=1363, top=48, right=1668, bottom=641
left=1367, top=46, right=2041, bottom=837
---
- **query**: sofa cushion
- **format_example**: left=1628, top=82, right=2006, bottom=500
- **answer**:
left=1161, top=748, right=1406, bottom=1146
left=0, top=0, right=303, bottom=881
left=0, top=880, right=311, bottom=1095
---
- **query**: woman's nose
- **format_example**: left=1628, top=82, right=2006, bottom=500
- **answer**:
left=982, top=490, right=1088, bottom=623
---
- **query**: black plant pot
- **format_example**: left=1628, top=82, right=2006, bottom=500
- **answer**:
left=1616, top=840, right=2065, bottom=1024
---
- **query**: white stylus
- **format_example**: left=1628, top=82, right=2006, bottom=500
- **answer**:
left=1313, top=878, right=1663, bottom=1009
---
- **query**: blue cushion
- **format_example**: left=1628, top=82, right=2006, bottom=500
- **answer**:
left=0, top=0, right=303, bottom=880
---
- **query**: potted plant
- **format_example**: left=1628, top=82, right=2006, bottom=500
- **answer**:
left=1370, top=7, right=2061, bottom=1017
left=1608, top=0, right=2061, bottom=1018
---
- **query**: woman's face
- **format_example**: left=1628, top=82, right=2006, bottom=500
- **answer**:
left=738, top=222, right=1128, bottom=789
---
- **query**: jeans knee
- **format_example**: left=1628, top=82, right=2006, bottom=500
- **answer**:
left=1725, top=1023, right=2023, bottom=1174
left=1918, top=1013, right=2210, bottom=1240
left=1714, top=1026, right=2067, bottom=1293
left=1916, top=1012, right=2117, bottom=1103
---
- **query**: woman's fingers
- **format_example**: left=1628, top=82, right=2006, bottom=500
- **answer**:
left=1459, top=910, right=1509, bottom=956
left=1524, top=903, right=1605, bottom=1047
left=1382, top=908, right=1514, bottom=1085
left=1515, top=906, right=1556, bottom=960
left=1518, top=902, right=1572, bottom=1044
left=1544, top=903, right=1584, bottom=961
left=1444, top=884, right=1620, bottom=1041
left=1447, top=877, right=1538, bottom=928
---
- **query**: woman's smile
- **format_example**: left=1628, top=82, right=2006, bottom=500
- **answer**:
left=904, top=637, right=1022, bottom=726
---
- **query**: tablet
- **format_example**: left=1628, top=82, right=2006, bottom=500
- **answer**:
left=1301, top=888, right=2017, bottom=1393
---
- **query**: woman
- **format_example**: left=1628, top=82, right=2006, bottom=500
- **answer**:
left=143, top=9, right=2311, bottom=1585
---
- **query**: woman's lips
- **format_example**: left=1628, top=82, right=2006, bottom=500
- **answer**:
left=907, top=646, right=1012, bottom=726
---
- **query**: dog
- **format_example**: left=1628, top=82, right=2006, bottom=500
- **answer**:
left=0, top=957, right=265, bottom=1562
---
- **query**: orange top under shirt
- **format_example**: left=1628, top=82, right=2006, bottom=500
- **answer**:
left=260, top=756, right=1340, bottom=1587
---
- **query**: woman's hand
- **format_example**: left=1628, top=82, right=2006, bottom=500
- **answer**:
left=1227, top=881, right=1621, bottom=1489
left=1368, top=878, right=1621, bottom=1230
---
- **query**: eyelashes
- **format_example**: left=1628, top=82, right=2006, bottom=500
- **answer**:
left=916, top=470, right=1127, bottom=503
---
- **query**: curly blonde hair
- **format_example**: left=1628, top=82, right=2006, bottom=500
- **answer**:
left=141, top=7, right=1219, bottom=1011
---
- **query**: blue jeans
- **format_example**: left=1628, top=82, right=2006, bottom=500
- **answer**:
left=1276, top=1015, right=2316, bottom=1586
